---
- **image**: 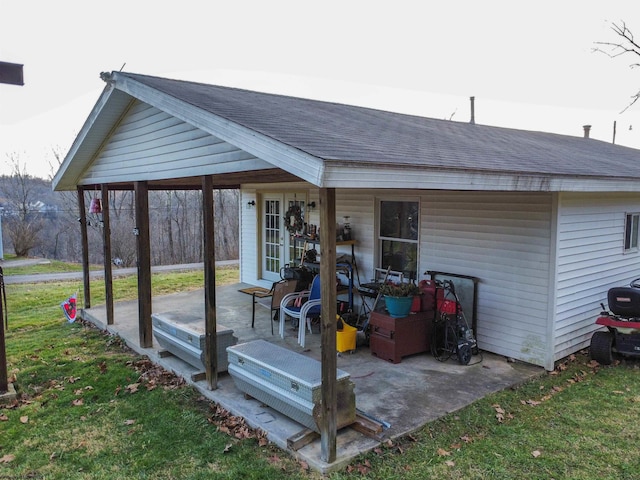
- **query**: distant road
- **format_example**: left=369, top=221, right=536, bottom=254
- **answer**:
left=2, top=260, right=238, bottom=284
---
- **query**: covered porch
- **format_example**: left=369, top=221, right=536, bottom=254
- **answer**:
left=81, top=281, right=543, bottom=474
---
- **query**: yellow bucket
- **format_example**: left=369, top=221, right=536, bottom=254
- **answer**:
left=336, top=318, right=357, bottom=353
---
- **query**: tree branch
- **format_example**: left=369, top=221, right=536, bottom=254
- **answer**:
left=593, top=21, right=640, bottom=112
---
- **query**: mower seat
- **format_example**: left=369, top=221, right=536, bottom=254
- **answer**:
left=608, top=287, right=640, bottom=317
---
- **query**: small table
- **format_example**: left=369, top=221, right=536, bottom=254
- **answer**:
left=239, top=287, right=273, bottom=328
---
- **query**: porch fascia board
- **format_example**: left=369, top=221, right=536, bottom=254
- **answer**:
left=322, top=164, right=640, bottom=193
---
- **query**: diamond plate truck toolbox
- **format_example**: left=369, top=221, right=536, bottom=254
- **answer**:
left=227, top=340, right=356, bottom=432
left=152, top=312, right=237, bottom=372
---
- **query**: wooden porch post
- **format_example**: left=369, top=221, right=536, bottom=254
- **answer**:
left=77, top=187, right=91, bottom=309
left=202, top=176, right=218, bottom=390
left=101, top=184, right=114, bottom=325
left=319, top=187, right=337, bottom=463
left=134, top=181, right=153, bottom=348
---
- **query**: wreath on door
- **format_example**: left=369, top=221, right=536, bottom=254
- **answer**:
left=284, top=205, right=303, bottom=234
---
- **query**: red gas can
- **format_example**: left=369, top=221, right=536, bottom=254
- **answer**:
left=419, top=279, right=436, bottom=312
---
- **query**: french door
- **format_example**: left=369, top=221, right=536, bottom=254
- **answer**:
left=261, top=193, right=306, bottom=282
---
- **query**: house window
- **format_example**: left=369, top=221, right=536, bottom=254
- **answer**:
left=625, top=213, right=640, bottom=252
left=378, top=199, right=419, bottom=280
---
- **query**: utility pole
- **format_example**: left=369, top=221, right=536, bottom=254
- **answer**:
left=0, top=60, right=23, bottom=398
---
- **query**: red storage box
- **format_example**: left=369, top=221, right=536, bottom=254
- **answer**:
left=369, top=311, right=432, bottom=364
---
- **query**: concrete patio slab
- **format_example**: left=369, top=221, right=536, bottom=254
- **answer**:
left=81, top=282, right=543, bottom=474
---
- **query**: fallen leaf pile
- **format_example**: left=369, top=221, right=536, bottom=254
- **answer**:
left=129, top=359, right=186, bottom=391
left=207, top=403, right=268, bottom=446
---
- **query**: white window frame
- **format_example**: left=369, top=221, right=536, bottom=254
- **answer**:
left=375, top=197, right=420, bottom=280
left=624, top=212, right=640, bottom=253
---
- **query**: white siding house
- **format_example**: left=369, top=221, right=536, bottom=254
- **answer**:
left=53, top=71, right=640, bottom=371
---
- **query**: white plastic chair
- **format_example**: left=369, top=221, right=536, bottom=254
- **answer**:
left=279, top=275, right=321, bottom=347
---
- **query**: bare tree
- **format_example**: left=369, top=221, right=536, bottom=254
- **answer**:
left=594, top=21, right=640, bottom=112
left=214, top=189, right=239, bottom=260
left=1, top=154, right=45, bottom=257
left=106, top=190, right=136, bottom=267
left=44, top=147, right=82, bottom=260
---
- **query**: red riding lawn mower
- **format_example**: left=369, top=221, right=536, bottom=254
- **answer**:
left=590, top=278, right=640, bottom=365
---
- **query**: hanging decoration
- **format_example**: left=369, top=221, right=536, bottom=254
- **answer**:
left=87, top=189, right=103, bottom=227
left=89, top=197, right=102, bottom=214
left=284, top=204, right=304, bottom=234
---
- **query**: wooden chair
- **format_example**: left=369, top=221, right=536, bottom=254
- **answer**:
left=279, top=275, right=321, bottom=347
left=252, top=279, right=298, bottom=335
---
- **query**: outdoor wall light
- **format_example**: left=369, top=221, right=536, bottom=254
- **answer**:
left=307, top=201, right=316, bottom=209
left=247, top=200, right=256, bottom=207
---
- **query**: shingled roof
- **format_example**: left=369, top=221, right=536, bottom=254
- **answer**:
left=123, top=72, right=640, bottom=179
left=53, top=71, right=640, bottom=192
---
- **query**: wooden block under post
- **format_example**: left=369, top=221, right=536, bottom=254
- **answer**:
left=350, top=411, right=385, bottom=440
left=287, top=428, right=320, bottom=451
left=190, top=372, right=206, bottom=382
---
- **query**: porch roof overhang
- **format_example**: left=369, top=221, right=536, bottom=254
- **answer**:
left=53, top=71, right=640, bottom=193
left=53, top=74, right=325, bottom=192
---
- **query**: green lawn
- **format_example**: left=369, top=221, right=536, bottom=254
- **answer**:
left=1, top=264, right=639, bottom=479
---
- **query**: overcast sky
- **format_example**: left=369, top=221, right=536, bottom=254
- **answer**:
left=1, top=0, right=640, bottom=179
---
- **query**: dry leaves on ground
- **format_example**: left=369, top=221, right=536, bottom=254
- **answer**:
left=125, top=383, right=140, bottom=394
left=492, top=404, right=513, bottom=423
left=129, top=359, right=186, bottom=391
left=207, top=403, right=269, bottom=446
left=346, top=459, right=371, bottom=475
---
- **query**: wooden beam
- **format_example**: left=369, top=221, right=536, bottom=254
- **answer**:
left=202, top=175, right=218, bottom=390
left=319, top=187, right=337, bottom=463
left=134, top=181, right=153, bottom=348
left=101, top=184, right=114, bottom=325
left=0, top=267, right=6, bottom=393
left=77, top=187, right=91, bottom=309
left=75, top=168, right=299, bottom=192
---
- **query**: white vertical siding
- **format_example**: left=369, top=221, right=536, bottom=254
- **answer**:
left=422, top=191, right=553, bottom=368
left=83, top=101, right=264, bottom=184
left=554, top=193, right=640, bottom=361
left=325, top=189, right=555, bottom=368
left=240, top=187, right=555, bottom=367
left=240, top=189, right=261, bottom=286
left=335, top=190, right=376, bottom=283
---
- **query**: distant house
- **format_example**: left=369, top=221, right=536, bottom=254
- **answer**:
left=53, top=72, right=640, bottom=371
